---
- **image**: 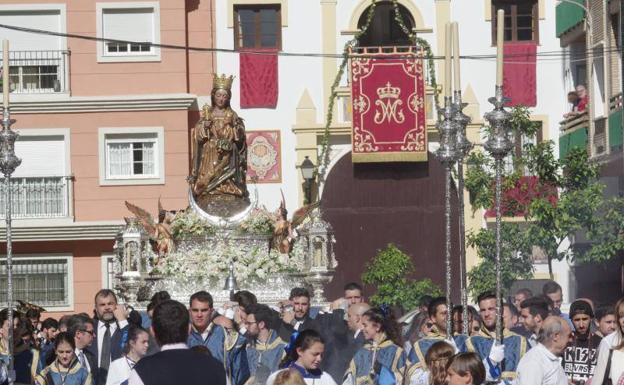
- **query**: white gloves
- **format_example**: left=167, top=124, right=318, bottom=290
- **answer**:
left=488, top=343, right=505, bottom=363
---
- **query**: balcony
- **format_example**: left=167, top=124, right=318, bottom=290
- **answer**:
left=0, top=176, right=73, bottom=219
left=559, top=111, right=589, bottom=159
left=556, top=0, right=586, bottom=37
left=1, top=50, right=70, bottom=94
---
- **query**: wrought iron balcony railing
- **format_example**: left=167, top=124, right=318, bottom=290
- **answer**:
left=1, top=50, right=70, bottom=94
left=0, top=176, right=73, bottom=219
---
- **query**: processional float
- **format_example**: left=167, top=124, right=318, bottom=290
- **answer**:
left=114, top=74, right=338, bottom=307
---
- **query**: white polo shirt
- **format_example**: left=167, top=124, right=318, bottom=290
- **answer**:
left=517, top=343, right=567, bottom=385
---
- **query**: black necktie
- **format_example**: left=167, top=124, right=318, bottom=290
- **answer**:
left=100, top=322, right=111, bottom=371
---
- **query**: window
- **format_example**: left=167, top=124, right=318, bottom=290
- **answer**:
left=357, top=2, right=414, bottom=46
left=0, top=5, right=67, bottom=94
left=9, top=65, right=60, bottom=93
left=101, top=253, right=117, bottom=290
left=492, top=0, right=538, bottom=44
left=105, top=133, right=157, bottom=179
left=0, top=256, right=70, bottom=307
left=96, top=2, right=161, bottom=62
left=99, top=127, right=165, bottom=185
left=234, top=5, right=281, bottom=49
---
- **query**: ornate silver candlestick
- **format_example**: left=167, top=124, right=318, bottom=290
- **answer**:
left=436, top=96, right=460, bottom=339
left=452, top=90, right=473, bottom=335
left=483, top=85, right=514, bottom=344
left=0, top=104, right=21, bottom=385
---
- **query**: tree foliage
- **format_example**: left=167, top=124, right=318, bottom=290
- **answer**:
left=464, top=105, right=624, bottom=282
left=466, top=223, right=534, bottom=298
left=362, top=244, right=442, bottom=310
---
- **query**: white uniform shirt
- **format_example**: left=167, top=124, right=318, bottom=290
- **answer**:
left=267, top=369, right=337, bottom=385
left=105, top=356, right=135, bottom=385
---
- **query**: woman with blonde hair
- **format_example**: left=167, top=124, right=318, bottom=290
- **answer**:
left=273, top=369, right=307, bottom=385
left=409, top=340, right=455, bottom=385
left=592, top=297, right=624, bottom=385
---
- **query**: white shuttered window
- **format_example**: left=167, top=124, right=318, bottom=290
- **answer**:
left=103, top=8, right=154, bottom=54
left=0, top=10, right=62, bottom=51
left=14, top=135, right=65, bottom=178
left=96, top=2, right=160, bottom=62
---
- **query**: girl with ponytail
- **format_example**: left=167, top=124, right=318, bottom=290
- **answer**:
left=267, top=329, right=336, bottom=385
left=343, top=307, right=407, bottom=385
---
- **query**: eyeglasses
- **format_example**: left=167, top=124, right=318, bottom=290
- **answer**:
left=80, top=329, right=95, bottom=336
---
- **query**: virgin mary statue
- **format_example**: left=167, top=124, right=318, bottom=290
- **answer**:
left=188, top=74, right=249, bottom=215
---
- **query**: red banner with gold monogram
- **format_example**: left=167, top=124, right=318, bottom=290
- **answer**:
left=350, top=47, right=427, bottom=162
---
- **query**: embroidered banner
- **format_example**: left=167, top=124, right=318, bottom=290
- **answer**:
left=350, top=47, right=427, bottom=162
left=246, top=130, right=281, bottom=183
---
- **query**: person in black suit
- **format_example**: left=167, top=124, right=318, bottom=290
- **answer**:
left=68, top=313, right=98, bottom=380
left=86, top=289, right=130, bottom=385
left=323, top=302, right=370, bottom=382
left=128, top=299, right=226, bottom=385
left=277, top=288, right=347, bottom=340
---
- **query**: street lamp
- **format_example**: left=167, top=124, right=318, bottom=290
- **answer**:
left=0, top=39, right=21, bottom=385
left=300, top=156, right=316, bottom=204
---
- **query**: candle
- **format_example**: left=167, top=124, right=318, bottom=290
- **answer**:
left=452, top=22, right=460, bottom=93
left=445, top=22, right=452, bottom=97
left=3, top=39, right=8, bottom=109
left=496, top=9, right=504, bottom=86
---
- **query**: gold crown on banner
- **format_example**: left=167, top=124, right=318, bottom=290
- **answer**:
left=213, top=74, right=234, bottom=91
left=376, top=82, right=401, bottom=99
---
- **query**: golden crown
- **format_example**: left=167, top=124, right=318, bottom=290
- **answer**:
left=376, top=82, right=401, bottom=99
left=213, top=74, right=234, bottom=91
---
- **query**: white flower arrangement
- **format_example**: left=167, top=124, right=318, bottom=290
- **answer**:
left=155, top=207, right=305, bottom=283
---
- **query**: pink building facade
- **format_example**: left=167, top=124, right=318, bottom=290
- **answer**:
left=0, top=0, right=215, bottom=315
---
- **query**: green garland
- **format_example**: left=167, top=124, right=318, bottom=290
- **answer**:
left=316, top=0, right=439, bottom=189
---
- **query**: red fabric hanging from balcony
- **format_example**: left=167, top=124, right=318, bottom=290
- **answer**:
left=239, top=48, right=278, bottom=109
left=503, top=42, right=537, bottom=107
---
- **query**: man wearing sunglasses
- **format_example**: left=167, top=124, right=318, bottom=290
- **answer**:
left=68, top=314, right=97, bottom=379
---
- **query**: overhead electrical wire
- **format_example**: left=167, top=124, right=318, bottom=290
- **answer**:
left=0, top=22, right=621, bottom=64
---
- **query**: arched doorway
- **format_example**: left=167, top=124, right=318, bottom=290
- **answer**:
left=321, top=152, right=461, bottom=302
left=357, top=1, right=414, bottom=46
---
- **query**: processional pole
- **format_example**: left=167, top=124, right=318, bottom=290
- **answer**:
left=436, top=23, right=460, bottom=340
left=1, top=39, right=21, bottom=385
left=451, top=22, right=473, bottom=336
left=483, top=11, right=514, bottom=345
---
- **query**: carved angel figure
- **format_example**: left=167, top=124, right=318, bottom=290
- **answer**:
left=125, top=199, right=176, bottom=258
left=271, top=192, right=319, bottom=254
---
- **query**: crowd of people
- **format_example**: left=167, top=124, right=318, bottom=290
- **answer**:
left=0, top=281, right=621, bottom=385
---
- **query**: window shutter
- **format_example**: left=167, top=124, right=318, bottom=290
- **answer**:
left=13, top=135, right=65, bottom=177
left=102, top=8, right=154, bottom=43
left=0, top=10, right=62, bottom=51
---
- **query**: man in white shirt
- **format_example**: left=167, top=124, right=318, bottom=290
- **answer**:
left=517, top=316, right=573, bottom=385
